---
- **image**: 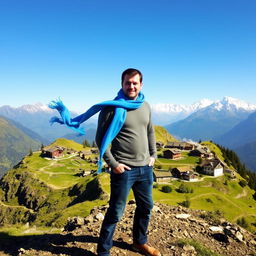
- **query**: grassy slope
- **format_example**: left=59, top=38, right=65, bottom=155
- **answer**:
left=201, top=141, right=233, bottom=168
left=44, top=138, right=88, bottom=152
left=154, top=125, right=178, bottom=144
left=0, top=117, right=40, bottom=176
left=0, top=138, right=105, bottom=228
left=153, top=141, right=256, bottom=233
left=153, top=174, right=256, bottom=233
left=0, top=138, right=256, bottom=235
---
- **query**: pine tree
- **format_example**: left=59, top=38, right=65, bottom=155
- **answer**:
left=82, top=139, right=90, bottom=148
left=92, top=141, right=97, bottom=148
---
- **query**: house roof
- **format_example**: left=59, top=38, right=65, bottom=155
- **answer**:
left=201, top=159, right=223, bottom=169
left=44, top=146, right=64, bottom=153
left=164, top=149, right=182, bottom=154
left=172, top=166, right=193, bottom=173
left=154, top=171, right=172, bottom=177
left=166, top=142, right=193, bottom=147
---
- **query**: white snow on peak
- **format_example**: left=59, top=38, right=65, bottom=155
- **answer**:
left=152, top=97, right=256, bottom=114
left=151, top=98, right=214, bottom=114
left=19, top=103, right=53, bottom=113
left=209, top=96, right=256, bottom=112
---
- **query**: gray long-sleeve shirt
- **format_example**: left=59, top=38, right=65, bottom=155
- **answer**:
left=96, top=101, right=157, bottom=168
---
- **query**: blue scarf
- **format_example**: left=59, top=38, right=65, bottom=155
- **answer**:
left=48, top=89, right=144, bottom=173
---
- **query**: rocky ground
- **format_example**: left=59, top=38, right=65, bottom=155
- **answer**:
left=0, top=201, right=256, bottom=256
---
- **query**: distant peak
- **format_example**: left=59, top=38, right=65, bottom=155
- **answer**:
left=19, top=103, right=53, bottom=113
left=215, top=96, right=256, bottom=111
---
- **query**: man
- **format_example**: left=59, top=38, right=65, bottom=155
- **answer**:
left=96, top=68, right=161, bottom=256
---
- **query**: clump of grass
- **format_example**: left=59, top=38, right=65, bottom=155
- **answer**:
left=161, top=185, right=172, bottom=193
left=200, top=210, right=223, bottom=225
left=205, top=198, right=213, bottom=203
left=177, top=239, right=223, bottom=256
left=179, top=196, right=191, bottom=208
left=237, top=217, right=249, bottom=229
left=177, top=183, right=193, bottom=193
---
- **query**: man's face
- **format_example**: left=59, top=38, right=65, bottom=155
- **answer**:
left=122, top=73, right=143, bottom=100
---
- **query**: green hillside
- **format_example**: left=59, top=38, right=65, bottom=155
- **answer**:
left=0, top=138, right=256, bottom=235
left=153, top=175, right=256, bottom=233
left=44, top=137, right=88, bottom=152
left=0, top=117, right=41, bottom=177
left=0, top=140, right=108, bottom=228
left=154, top=125, right=178, bottom=144
left=201, top=141, right=229, bottom=166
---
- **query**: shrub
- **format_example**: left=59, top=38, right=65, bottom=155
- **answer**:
left=161, top=185, right=172, bottom=193
left=200, top=210, right=224, bottom=225
left=153, top=183, right=159, bottom=189
left=179, top=197, right=191, bottom=208
left=239, top=179, right=247, bottom=188
left=177, top=183, right=193, bottom=193
left=237, top=217, right=249, bottom=229
left=206, top=198, right=213, bottom=203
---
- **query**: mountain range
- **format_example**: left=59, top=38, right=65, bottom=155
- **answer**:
left=0, top=103, right=97, bottom=143
left=1, top=96, right=256, bottom=172
left=165, top=96, right=256, bottom=141
left=160, top=97, right=256, bottom=171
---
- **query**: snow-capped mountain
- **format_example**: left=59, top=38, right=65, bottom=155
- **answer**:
left=204, top=96, right=256, bottom=112
left=152, top=98, right=214, bottom=114
left=165, top=97, right=256, bottom=141
left=18, top=102, right=54, bottom=113
left=151, top=97, right=256, bottom=125
left=151, top=99, right=214, bottom=125
left=0, top=103, right=97, bottom=142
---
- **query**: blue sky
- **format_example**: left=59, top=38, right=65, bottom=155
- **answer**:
left=1, top=0, right=255, bottom=112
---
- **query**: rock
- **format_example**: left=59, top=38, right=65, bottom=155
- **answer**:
left=209, top=226, right=223, bottom=232
left=235, top=231, right=244, bottom=242
left=175, top=213, right=191, bottom=219
left=84, top=214, right=94, bottom=224
left=95, top=213, right=105, bottom=221
left=18, top=248, right=26, bottom=255
left=152, top=205, right=162, bottom=213
left=183, top=244, right=196, bottom=252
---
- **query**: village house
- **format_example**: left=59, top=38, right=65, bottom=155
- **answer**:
left=42, top=146, right=64, bottom=158
left=163, top=149, right=182, bottom=160
left=171, top=166, right=198, bottom=181
left=156, top=141, right=164, bottom=149
left=78, top=150, right=91, bottom=159
left=189, top=146, right=213, bottom=158
left=153, top=170, right=172, bottom=183
left=91, top=148, right=99, bottom=154
left=224, top=168, right=236, bottom=178
left=201, top=159, right=224, bottom=177
left=165, top=142, right=195, bottom=150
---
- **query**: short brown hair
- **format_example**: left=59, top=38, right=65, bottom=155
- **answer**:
left=121, top=68, right=143, bottom=84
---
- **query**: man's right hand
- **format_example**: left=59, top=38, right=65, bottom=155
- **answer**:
left=113, top=163, right=131, bottom=174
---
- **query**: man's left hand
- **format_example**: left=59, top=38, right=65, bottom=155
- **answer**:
left=148, top=157, right=155, bottom=166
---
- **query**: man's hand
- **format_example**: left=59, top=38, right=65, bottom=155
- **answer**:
left=113, top=163, right=131, bottom=174
left=148, top=157, right=155, bottom=167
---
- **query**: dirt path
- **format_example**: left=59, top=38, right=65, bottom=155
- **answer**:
left=0, top=201, right=34, bottom=213
left=235, top=188, right=248, bottom=198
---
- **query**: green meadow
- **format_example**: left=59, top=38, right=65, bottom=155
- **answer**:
left=0, top=138, right=255, bottom=235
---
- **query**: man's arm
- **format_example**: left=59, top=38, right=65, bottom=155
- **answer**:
left=147, top=111, right=157, bottom=166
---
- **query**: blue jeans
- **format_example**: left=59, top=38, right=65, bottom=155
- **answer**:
left=97, top=165, right=154, bottom=256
